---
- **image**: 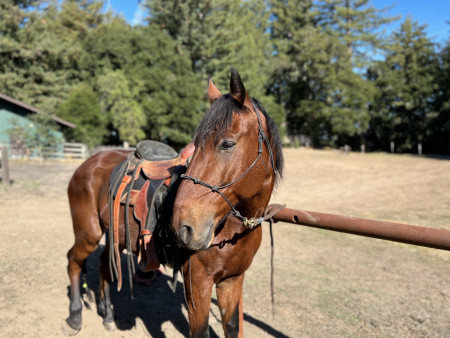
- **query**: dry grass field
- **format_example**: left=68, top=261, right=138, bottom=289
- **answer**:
left=0, top=148, right=449, bottom=337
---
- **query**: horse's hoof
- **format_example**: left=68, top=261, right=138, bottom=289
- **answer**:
left=103, top=320, right=117, bottom=331
left=61, top=320, right=81, bottom=336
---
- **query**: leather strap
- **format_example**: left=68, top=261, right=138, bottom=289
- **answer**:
left=134, top=180, right=150, bottom=224
left=140, top=229, right=151, bottom=236
left=138, top=234, right=160, bottom=272
left=120, top=189, right=140, bottom=205
left=113, top=174, right=132, bottom=291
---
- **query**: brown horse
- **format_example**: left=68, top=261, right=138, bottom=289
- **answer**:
left=171, top=68, right=283, bottom=336
left=64, top=68, right=283, bottom=337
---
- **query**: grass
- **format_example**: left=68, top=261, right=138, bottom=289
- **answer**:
left=245, top=148, right=450, bottom=336
left=271, top=148, right=450, bottom=230
left=0, top=150, right=448, bottom=337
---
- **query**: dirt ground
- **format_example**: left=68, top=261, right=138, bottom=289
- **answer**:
left=0, top=148, right=449, bottom=337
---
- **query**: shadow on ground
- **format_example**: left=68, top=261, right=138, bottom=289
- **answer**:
left=69, top=245, right=285, bottom=337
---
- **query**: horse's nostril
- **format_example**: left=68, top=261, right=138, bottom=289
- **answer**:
left=184, top=224, right=193, bottom=235
left=179, top=224, right=194, bottom=243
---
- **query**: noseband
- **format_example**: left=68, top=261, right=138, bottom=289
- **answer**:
left=181, top=100, right=278, bottom=228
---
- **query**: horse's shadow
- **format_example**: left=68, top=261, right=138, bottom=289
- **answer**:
left=71, top=244, right=214, bottom=337
left=68, top=244, right=286, bottom=337
left=74, top=245, right=189, bottom=336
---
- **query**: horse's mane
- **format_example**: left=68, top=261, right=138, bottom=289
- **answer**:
left=194, top=94, right=284, bottom=178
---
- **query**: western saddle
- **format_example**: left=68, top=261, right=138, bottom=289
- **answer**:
left=108, top=140, right=195, bottom=291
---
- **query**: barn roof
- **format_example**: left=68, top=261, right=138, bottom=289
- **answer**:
left=0, top=93, right=75, bottom=128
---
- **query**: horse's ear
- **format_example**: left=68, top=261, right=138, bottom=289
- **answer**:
left=208, top=79, right=222, bottom=104
left=230, top=68, right=252, bottom=107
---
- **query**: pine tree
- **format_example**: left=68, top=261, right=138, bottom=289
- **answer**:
left=317, top=0, right=395, bottom=65
left=269, top=0, right=392, bottom=147
left=16, top=1, right=82, bottom=112
left=78, top=16, right=136, bottom=81
left=79, top=18, right=204, bottom=146
left=59, top=0, right=104, bottom=39
left=0, top=0, right=41, bottom=102
left=146, top=0, right=285, bottom=134
left=269, top=0, right=323, bottom=143
left=0, top=0, right=104, bottom=114
left=130, top=24, right=204, bottom=146
left=432, top=37, right=450, bottom=154
left=367, top=17, right=439, bottom=153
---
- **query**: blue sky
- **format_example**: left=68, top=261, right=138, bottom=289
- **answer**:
left=375, top=0, right=450, bottom=44
left=105, top=0, right=449, bottom=44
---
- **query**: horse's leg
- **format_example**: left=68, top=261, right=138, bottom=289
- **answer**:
left=98, top=240, right=117, bottom=331
left=65, top=181, right=104, bottom=334
left=66, top=235, right=101, bottom=333
left=183, top=259, right=214, bottom=338
left=216, top=274, right=245, bottom=338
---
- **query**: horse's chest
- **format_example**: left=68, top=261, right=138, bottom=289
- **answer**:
left=203, top=226, right=262, bottom=278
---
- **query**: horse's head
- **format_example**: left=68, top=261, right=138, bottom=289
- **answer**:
left=172, top=68, right=284, bottom=250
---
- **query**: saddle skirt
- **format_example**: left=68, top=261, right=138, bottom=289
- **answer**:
left=108, top=140, right=195, bottom=291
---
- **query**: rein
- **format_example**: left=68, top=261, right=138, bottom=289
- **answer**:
left=181, top=100, right=278, bottom=228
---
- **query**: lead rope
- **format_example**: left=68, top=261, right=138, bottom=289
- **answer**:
left=189, top=256, right=196, bottom=310
left=270, top=219, right=275, bottom=318
left=180, top=256, right=197, bottom=312
left=263, top=204, right=285, bottom=318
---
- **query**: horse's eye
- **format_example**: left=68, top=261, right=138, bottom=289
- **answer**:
left=219, top=140, right=236, bottom=151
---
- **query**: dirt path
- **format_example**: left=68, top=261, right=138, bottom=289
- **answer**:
left=0, top=149, right=449, bottom=337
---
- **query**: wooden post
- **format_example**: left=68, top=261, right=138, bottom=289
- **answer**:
left=344, top=144, right=350, bottom=155
left=390, top=141, right=395, bottom=153
left=1, top=146, right=10, bottom=185
left=418, top=143, right=422, bottom=155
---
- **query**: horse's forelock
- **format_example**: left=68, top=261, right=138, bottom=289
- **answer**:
left=194, top=95, right=239, bottom=148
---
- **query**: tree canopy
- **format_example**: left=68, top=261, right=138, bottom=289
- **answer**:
left=0, top=0, right=449, bottom=154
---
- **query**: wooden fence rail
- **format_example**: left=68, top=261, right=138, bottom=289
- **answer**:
left=62, top=142, right=88, bottom=159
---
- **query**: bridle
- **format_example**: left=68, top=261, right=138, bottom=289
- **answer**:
left=180, top=100, right=279, bottom=228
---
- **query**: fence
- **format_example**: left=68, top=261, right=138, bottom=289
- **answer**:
left=5, top=142, right=88, bottom=160
left=62, top=142, right=88, bottom=159
left=0, top=146, right=10, bottom=184
left=92, top=143, right=135, bottom=155
left=38, top=142, right=87, bottom=159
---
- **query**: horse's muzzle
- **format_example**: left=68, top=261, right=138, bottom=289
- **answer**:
left=174, top=220, right=214, bottom=251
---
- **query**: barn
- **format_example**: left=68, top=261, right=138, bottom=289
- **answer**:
left=0, top=93, right=75, bottom=157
